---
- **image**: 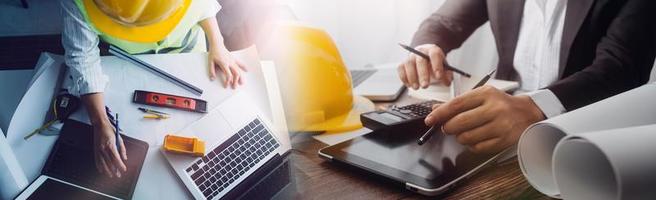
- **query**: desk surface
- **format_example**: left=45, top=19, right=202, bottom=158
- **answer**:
left=289, top=91, right=554, bottom=200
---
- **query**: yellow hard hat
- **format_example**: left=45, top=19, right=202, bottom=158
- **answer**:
left=271, top=23, right=375, bottom=133
left=82, top=0, right=190, bottom=42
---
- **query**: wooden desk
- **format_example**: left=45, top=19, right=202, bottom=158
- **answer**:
left=287, top=91, right=553, bottom=199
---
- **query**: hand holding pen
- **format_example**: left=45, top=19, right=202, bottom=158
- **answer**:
left=398, top=43, right=471, bottom=89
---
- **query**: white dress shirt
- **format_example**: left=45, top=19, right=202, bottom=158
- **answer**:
left=514, top=0, right=568, bottom=118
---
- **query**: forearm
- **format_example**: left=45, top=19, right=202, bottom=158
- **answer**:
left=200, top=17, right=227, bottom=52
left=81, top=93, right=110, bottom=127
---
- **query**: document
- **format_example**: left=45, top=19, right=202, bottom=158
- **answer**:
left=408, top=74, right=519, bottom=102
left=0, top=129, right=28, bottom=199
left=517, top=84, right=656, bottom=199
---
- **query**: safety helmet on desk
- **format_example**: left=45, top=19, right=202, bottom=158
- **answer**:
left=82, top=0, right=190, bottom=42
left=271, top=23, right=375, bottom=133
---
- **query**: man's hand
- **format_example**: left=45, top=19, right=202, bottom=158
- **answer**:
left=424, top=86, right=546, bottom=153
left=398, top=44, right=453, bottom=90
left=208, top=47, right=247, bottom=89
left=200, top=17, right=247, bottom=89
left=93, top=121, right=127, bottom=178
left=81, top=93, right=127, bottom=178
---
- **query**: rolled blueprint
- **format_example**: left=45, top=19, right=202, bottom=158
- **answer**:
left=553, top=124, right=656, bottom=200
left=517, top=83, right=656, bottom=198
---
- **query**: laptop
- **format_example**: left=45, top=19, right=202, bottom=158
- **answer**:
left=15, top=119, right=149, bottom=200
left=351, top=63, right=405, bottom=101
left=162, top=92, right=291, bottom=200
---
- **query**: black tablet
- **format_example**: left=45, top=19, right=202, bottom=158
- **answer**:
left=319, top=127, right=505, bottom=196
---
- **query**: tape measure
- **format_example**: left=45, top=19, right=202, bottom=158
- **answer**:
left=132, top=90, right=207, bottom=113
left=24, top=93, right=81, bottom=140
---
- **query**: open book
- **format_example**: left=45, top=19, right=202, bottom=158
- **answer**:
left=518, top=83, right=656, bottom=199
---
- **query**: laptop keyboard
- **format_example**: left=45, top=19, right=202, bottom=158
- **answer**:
left=185, top=118, right=280, bottom=199
left=350, top=69, right=377, bottom=87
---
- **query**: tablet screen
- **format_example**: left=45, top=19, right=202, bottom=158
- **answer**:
left=326, top=127, right=498, bottom=188
left=25, top=178, right=115, bottom=200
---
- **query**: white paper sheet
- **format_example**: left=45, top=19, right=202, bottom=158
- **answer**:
left=553, top=124, right=656, bottom=200
left=517, top=84, right=656, bottom=198
left=0, top=129, right=28, bottom=200
left=408, top=76, right=519, bottom=102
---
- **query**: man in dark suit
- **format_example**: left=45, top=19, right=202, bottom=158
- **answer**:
left=398, top=0, right=656, bottom=153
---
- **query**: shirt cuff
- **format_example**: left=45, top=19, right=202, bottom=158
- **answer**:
left=526, top=89, right=566, bottom=119
left=199, top=0, right=222, bottom=20
left=66, top=63, right=109, bottom=96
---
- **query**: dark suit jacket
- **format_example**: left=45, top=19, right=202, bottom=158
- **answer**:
left=411, top=0, right=656, bottom=111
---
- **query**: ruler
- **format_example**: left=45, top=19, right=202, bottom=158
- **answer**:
left=108, top=46, right=204, bottom=96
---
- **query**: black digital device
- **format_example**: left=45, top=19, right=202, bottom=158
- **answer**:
left=15, top=119, right=149, bottom=200
left=319, top=128, right=505, bottom=196
left=360, top=100, right=439, bottom=131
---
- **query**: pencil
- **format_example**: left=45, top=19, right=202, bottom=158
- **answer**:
left=399, top=43, right=472, bottom=78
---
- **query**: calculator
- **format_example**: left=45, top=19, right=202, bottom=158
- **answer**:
left=360, top=100, right=440, bottom=131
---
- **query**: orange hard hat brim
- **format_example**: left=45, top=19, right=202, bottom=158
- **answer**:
left=82, top=0, right=190, bottom=43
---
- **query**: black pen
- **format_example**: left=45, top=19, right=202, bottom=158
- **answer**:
left=417, top=69, right=496, bottom=145
left=398, top=43, right=472, bottom=78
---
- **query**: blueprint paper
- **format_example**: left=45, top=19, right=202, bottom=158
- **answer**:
left=517, top=84, right=656, bottom=198
left=553, top=124, right=656, bottom=200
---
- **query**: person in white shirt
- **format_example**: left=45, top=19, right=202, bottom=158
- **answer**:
left=61, top=0, right=246, bottom=178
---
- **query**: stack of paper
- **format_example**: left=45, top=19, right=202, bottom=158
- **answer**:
left=518, top=83, right=656, bottom=199
left=408, top=74, right=519, bottom=102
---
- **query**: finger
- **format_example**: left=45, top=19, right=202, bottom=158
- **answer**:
left=98, top=153, right=113, bottom=178
left=404, top=57, right=420, bottom=90
left=109, top=144, right=127, bottom=172
left=415, top=55, right=431, bottom=88
left=101, top=148, right=117, bottom=176
left=427, top=47, right=446, bottom=83
left=397, top=64, right=409, bottom=86
left=425, top=91, right=487, bottom=126
left=230, top=66, right=241, bottom=88
left=94, top=152, right=103, bottom=174
left=444, top=70, right=453, bottom=86
left=119, top=138, right=128, bottom=161
left=454, top=122, right=498, bottom=145
left=469, top=138, right=504, bottom=154
left=208, top=58, right=217, bottom=81
left=220, top=64, right=233, bottom=88
left=236, top=59, right=248, bottom=72
left=442, top=105, right=494, bottom=135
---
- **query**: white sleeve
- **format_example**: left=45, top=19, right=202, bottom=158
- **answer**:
left=60, top=0, right=109, bottom=96
left=526, top=89, right=567, bottom=118
left=199, top=0, right=222, bottom=20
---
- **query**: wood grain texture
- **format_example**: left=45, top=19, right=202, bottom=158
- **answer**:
left=288, top=91, right=554, bottom=200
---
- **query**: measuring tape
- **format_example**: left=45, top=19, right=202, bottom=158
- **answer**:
left=24, top=93, right=81, bottom=140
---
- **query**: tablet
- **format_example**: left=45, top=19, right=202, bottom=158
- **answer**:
left=14, top=176, right=116, bottom=200
left=319, top=127, right=505, bottom=196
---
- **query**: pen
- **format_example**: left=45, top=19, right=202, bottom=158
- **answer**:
left=398, top=43, right=472, bottom=78
left=138, top=107, right=169, bottom=115
left=143, top=114, right=170, bottom=120
left=114, top=113, right=122, bottom=174
left=417, top=69, right=496, bottom=145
